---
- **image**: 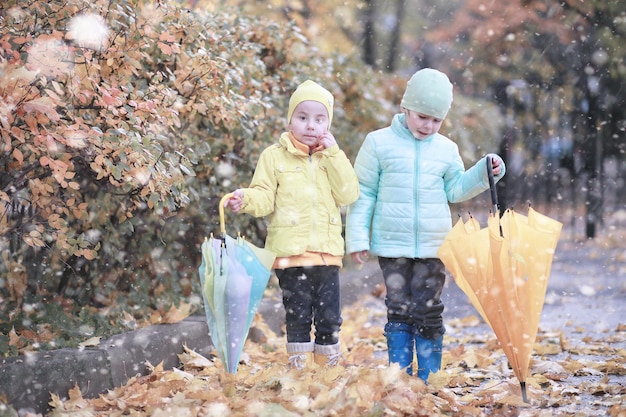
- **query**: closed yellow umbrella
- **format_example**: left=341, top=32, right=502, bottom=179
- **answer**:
left=438, top=159, right=562, bottom=402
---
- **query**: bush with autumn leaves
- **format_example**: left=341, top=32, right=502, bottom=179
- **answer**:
left=0, top=0, right=397, bottom=355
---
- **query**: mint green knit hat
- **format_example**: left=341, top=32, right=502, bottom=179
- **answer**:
left=400, top=68, right=453, bottom=119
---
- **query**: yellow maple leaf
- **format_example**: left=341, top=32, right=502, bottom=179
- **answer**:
left=162, top=302, right=191, bottom=323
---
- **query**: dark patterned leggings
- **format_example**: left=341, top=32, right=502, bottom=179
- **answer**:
left=378, top=257, right=446, bottom=339
left=275, top=265, right=342, bottom=345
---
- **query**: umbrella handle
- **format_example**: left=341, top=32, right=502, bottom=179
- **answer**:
left=219, top=193, right=235, bottom=237
left=486, top=155, right=499, bottom=215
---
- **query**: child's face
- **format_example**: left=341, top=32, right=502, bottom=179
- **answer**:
left=404, top=109, right=444, bottom=140
left=288, top=101, right=329, bottom=147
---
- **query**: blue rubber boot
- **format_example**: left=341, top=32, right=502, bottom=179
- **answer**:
left=415, top=333, right=443, bottom=382
left=384, top=322, right=414, bottom=375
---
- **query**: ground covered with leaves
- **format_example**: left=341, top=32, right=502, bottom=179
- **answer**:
left=46, top=290, right=625, bottom=417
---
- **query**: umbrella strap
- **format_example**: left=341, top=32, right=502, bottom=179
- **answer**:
left=486, top=156, right=504, bottom=237
left=486, top=155, right=499, bottom=215
left=219, top=193, right=235, bottom=237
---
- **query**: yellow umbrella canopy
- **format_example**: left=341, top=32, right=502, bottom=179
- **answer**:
left=438, top=207, right=562, bottom=402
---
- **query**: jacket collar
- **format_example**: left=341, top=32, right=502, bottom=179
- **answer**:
left=391, top=113, right=436, bottom=142
left=280, top=132, right=323, bottom=155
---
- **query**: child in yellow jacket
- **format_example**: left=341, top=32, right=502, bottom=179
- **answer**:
left=225, top=80, right=359, bottom=369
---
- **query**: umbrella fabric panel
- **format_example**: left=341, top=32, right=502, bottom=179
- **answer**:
left=198, top=238, right=228, bottom=370
left=488, top=208, right=562, bottom=384
left=233, top=236, right=274, bottom=332
left=223, top=236, right=254, bottom=373
left=439, top=216, right=492, bottom=327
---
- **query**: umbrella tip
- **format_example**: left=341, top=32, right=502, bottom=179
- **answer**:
left=520, top=381, right=529, bottom=403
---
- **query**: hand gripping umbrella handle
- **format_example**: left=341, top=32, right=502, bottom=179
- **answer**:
left=486, top=155, right=499, bottom=215
left=219, top=193, right=235, bottom=237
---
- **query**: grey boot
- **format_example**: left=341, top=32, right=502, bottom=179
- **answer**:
left=287, top=341, right=314, bottom=370
left=314, top=342, right=343, bottom=367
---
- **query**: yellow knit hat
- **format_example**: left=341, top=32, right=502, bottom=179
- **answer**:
left=287, top=80, right=334, bottom=128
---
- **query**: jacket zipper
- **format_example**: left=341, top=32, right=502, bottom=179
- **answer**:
left=414, top=139, right=420, bottom=258
left=309, top=151, right=319, bottom=250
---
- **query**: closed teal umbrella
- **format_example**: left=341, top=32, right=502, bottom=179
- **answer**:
left=198, top=194, right=276, bottom=373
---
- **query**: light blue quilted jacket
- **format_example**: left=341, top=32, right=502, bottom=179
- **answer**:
left=345, top=113, right=506, bottom=259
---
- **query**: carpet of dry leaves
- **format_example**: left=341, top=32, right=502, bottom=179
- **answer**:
left=47, top=287, right=625, bottom=417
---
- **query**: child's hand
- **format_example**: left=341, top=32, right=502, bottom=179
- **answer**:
left=351, top=250, right=369, bottom=265
left=224, top=189, right=244, bottom=213
left=490, top=154, right=504, bottom=176
left=318, top=131, right=337, bottom=149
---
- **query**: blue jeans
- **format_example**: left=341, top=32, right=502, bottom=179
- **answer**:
left=378, top=257, right=446, bottom=339
left=275, top=266, right=342, bottom=345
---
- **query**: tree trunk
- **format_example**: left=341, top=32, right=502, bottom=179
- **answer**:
left=580, top=80, right=603, bottom=239
left=362, top=0, right=377, bottom=68
left=385, top=0, right=405, bottom=72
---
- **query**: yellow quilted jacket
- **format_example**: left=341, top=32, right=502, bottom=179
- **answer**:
left=239, top=132, right=359, bottom=267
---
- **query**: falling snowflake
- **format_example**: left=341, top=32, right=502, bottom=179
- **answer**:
left=67, top=13, right=110, bottom=51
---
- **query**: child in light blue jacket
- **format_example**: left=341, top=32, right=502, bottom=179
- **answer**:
left=345, top=68, right=505, bottom=381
